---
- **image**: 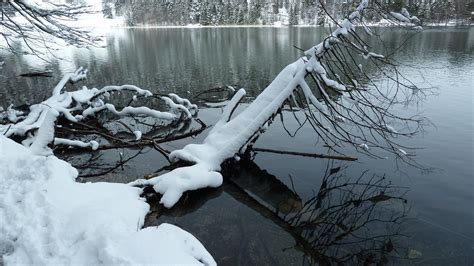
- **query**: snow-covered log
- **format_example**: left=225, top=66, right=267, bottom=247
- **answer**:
left=133, top=0, right=427, bottom=207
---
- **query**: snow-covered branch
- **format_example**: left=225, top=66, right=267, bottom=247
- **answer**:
left=0, top=0, right=99, bottom=58
left=0, top=68, right=198, bottom=153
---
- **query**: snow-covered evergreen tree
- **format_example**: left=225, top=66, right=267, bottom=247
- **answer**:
left=97, top=0, right=471, bottom=26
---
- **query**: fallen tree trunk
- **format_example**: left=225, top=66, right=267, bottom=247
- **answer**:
left=131, top=0, right=425, bottom=208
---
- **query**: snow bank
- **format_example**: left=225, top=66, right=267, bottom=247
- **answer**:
left=0, top=136, right=215, bottom=265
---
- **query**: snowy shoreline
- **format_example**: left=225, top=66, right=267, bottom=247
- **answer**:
left=70, top=8, right=473, bottom=31
left=0, top=136, right=216, bottom=265
left=88, top=21, right=473, bottom=30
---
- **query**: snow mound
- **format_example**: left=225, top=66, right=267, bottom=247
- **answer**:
left=0, top=136, right=215, bottom=265
left=132, top=163, right=223, bottom=208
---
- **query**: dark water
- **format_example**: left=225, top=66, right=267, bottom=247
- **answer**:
left=0, top=27, right=473, bottom=265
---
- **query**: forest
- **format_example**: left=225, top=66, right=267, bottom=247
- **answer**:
left=100, top=0, right=474, bottom=26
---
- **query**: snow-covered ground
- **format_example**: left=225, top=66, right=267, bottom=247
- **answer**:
left=0, top=136, right=215, bottom=265
left=58, top=0, right=125, bottom=29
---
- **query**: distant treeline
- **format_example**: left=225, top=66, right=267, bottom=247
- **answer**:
left=98, top=0, right=473, bottom=26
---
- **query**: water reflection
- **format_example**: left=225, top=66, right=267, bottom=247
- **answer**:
left=1, top=28, right=472, bottom=106
left=145, top=155, right=409, bottom=265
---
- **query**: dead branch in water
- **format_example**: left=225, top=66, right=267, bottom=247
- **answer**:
left=252, top=147, right=358, bottom=161
left=1, top=68, right=199, bottom=156
left=19, top=71, right=53, bottom=77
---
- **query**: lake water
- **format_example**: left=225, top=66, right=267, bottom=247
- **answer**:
left=0, top=27, right=472, bottom=265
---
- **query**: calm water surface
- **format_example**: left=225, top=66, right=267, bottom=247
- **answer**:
left=0, top=27, right=472, bottom=265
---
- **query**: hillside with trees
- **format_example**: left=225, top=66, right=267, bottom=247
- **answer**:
left=101, top=0, right=473, bottom=26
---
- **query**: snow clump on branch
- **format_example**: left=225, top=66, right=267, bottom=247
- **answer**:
left=0, top=68, right=197, bottom=152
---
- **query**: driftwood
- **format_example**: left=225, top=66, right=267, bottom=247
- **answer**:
left=19, top=71, right=53, bottom=78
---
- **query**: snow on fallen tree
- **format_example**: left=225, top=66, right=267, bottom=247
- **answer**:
left=0, top=67, right=198, bottom=154
left=0, top=135, right=216, bottom=265
left=132, top=0, right=427, bottom=208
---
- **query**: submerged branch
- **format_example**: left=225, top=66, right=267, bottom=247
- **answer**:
left=252, top=147, right=358, bottom=161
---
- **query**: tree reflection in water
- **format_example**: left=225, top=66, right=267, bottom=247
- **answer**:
left=143, top=153, right=409, bottom=265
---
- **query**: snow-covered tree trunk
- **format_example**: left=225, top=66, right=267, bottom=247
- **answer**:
left=132, top=0, right=425, bottom=208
